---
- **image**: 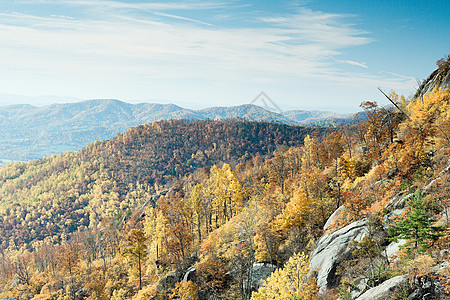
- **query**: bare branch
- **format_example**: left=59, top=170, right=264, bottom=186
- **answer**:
left=377, top=87, right=409, bottom=119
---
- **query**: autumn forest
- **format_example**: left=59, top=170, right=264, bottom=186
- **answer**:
left=1, top=61, right=450, bottom=299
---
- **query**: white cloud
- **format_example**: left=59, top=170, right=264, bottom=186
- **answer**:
left=0, top=8, right=371, bottom=76
left=379, top=71, right=415, bottom=80
left=0, top=2, right=415, bottom=110
left=16, top=0, right=227, bottom=11
left=344, top=60, right=368, bottom=68
left=151, top=11, right=213, bottom=26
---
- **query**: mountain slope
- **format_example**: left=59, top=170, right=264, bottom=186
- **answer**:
left=0, top=100, right=357, bottom=162
left=1, top=61, right=450, bottom=300
left=284, top=109, right=348, bottom=123
left=199, top=104, right=296, bottom=123
left=0, top=119, right=329, bottom=250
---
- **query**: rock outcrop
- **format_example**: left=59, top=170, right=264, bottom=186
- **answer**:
left=356, top=275, right=408, bottom=300
left=385, top=192, right=411, bottom=211
left=182, top=266, right=196, bottom=282
left=250, top=262, right=277, bottom=291
left=156, top=271, right=178, bottom=292
left=383, top=192, right=411, bottom=230
left=138, top=189, right=170, bottom=218
left=415, top=61, right=450, bottom=99
left=385, top=239, right=407, bottom=263
left=349, top=277, right=369, bottom=299
left=310, top=218, right=370, bottom=293
left=323, top=205, right=346, bottom=232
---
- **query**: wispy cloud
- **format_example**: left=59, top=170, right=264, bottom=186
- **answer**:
left=379, top=71, right=415, bottom=80
left=0, top=1, right=415, bottom=109
left=16, top=0, right=227, bottom=11
left=152, top=11, right=213, bottom=26
left=0, top=6, right=372, bottom=77
left=344, top=60, right=368, bottom=68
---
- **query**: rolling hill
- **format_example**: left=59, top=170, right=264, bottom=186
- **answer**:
left=0, top=119, right=331, bottom=250
left=0, top=100, right=356, bottom=162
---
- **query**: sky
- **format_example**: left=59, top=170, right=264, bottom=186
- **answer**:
left=0, top=0, right=448, bottom=113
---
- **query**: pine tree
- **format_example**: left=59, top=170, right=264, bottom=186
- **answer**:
left=389, top=191, right=444, bottom=253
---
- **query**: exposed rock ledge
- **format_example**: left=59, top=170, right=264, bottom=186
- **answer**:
left=310, top=218, right=369, bottom=293
left=356, top=275, right=408, bottom=300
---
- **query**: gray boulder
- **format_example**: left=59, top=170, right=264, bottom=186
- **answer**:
left=356, top=275, right=408, bottom=300
left=385, top=239, right=407, bottom=263
left=350, top=277, right=369, bottom=299
left=355, top=146, right=368, bottom=154
left=385, top=193, right=411, bottom=211
left=250, top=262, right=277, bottom=290
left=183, top=266, right=196, bottom=282
left=310, top=218, right=369, bottom=293
left=156, top=271, right=178, bottom=291
left=323, top=205, right=346, bottom=232
left=387, top=167, right=400, bottom=178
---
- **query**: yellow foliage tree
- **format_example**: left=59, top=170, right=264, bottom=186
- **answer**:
left=170, top=281, right=198, bottom=300
left=275, top=188, right=312, bottom=232
left=397, top=88, right=450, bottom=175
left=120, top=229, right=148, bottom=290
left=144, top=207, right=165, bottom=260
left=251, top=252, right=318, bottom=300
left=205, top=164, right=243, bottom=229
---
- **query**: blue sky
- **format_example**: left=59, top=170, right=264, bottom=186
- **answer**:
left=0, top=0, right=448, bottom=112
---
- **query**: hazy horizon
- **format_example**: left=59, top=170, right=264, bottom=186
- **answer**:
left=0, top=93, right=360, bottom=114
left=1, top=1, right=448, bottom=113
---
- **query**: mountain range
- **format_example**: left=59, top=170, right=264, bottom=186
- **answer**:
left=0, top=99, right=363, bottom=162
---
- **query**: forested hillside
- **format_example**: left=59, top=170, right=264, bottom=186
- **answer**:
left=0, top=101, right=350, bottom=162
left=0, top=62, right=449, bottom=299
left=0, top=119, right=326, bottom=251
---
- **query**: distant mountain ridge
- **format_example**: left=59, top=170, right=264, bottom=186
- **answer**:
left=0, top=99, right=361, bottom=162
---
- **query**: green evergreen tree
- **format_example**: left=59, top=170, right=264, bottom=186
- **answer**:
left=389, top=191, right=444, bottom=253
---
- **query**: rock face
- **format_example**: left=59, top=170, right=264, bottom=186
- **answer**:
left=310, top=218, right=370, bottom=293
left=350, top=277, right=369, bottom=299
left=415, top=64, right=450, bottom=99
left=383, top=192, right=412, bottom=231
left=442, top=71, right=450, bottom=90
left=323, top=205, right=346, bottom=232
left=356, top=275, right=408, bottom=300
left=250, top=262, right=277, bottom=291
left=156, top=271, right=179, bottom=292
left=408, top=262, right=450, bottom=299
left=183, top=266, right=196, bottom=282
left=385, top=239, right=407, bottom=263
left=385, top=192, right=411, bottom=211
